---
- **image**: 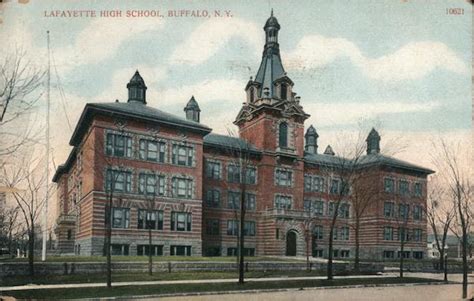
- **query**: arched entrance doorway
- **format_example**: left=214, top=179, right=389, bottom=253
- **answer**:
left=286, top=231, right=297, bottom=256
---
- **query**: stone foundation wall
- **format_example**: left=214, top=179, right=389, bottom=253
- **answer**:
left=0, top=261, right=383, bottom=277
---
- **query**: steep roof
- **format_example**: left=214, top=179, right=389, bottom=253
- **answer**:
left=304, top=152, right=434, bottom=175
left=69, top=101, right=211, bottom=146
left=203, top=133, right=261, bottom=156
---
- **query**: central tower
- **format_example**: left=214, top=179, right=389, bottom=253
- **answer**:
left=234, top=12, right=309, bottom=157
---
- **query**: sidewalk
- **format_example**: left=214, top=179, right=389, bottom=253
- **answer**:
left=0, top=274, right=396, bottom=292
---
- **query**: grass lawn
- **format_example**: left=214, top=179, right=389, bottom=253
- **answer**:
left=1, top=255, right=298, bottom=263
left=2, top=277, right=442, bottom=299
left=1, top=270, right=378, bottom=286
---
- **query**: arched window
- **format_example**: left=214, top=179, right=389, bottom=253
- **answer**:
left=281, top=84, right=287, bottom=100
left=249, top=87, right=255, bottom=103
left=279, top=122, right=288, bottom=148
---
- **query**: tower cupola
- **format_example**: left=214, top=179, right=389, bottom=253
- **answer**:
left=305, top=125, right=319, bottom=154
left=366, top=128, right=381, bottom=155
left=127, top=70, right=147, bottom=104
left=184, top=96, right=201, bottom=122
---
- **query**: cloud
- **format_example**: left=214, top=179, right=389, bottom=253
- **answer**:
left=304, top=100, right=441, bottom=127
left=155, top=79, right=243, bottom=107
left=284, top=35, right=468, bottom=81
left=54, top=17, right=165, bottom=72
left=169, top=18, right=261, bottom=66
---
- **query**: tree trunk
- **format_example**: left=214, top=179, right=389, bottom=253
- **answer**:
left=400, top=240, right=404, bottom=278
left=327, top=227, right=334, bottom=280
left=354, top=219, right=360, bottom=273
left=28, top=225, right=35, bottom=277
left=306, top=235, right=310, bottom=271
left=105, top=200, right=112, bottom=288
left=462, top=229, right=468, bottom=298
left=238, top=193, right=245, bottom=284
left=438, top=250, right=444, bottom=272
left=148, top=227, right=153, bottom=276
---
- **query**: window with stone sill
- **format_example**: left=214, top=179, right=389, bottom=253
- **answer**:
left=275, top=195, right=292, bottom=210
left=170, top=212, right=191, bottom=232
left=171, top=177, right=193, bottom=199
left=105, top=169, right=132, bottom=193
left=137, top=209, right=163, bottom=230
left=139, top=139, right=166, bottom=163
left=206, top=189, right=221, bottom=208
left=138, top=173, right=166, bottom=196
left=171, top=144, right=194, bottom=167
left=106, top=133, right=132, bottom=158
left=112, top=207, right=130, bottom=229
left=275, top=168, right=292, bottom=187
left=205, top=161, right=221, bottom=180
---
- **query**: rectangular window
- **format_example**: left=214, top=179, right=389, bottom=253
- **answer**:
left=414, top=182, right=422, bottom=197
left=332, top=228, right=338, bottom=240
left=138, top=173, right=166, bottom=196
left=398, top=227, right=410, bottom=241
left=383, top=227, right=393, bottom=240
left=413, top=229, right=422, bottom=242
left=245, top=193, right=256, bottom=211
left=328, top=202, right=335, bottom=217
left=226, top=247, right=255, bottom=256
left=314, top=177, right=323, bottom=192
left=205, top=161, right=221, bottom=179
left=399, top=180, right=410, bottom=195
left=137, top=210, right=163, bottom=230
left=171, top=212, right=192, bottom=232
left=110, top=244, right=129, bottom=256
left=227, top=165, right=241, bottom=183
left=413, top=205, right=422, bottom=220
left=205, top=219, right=220, bottom=235
left=227, top=220, right=239, bottom=236
left=275, top=169, right=292, bottom=187
left=172, top=144, right=194, bottom=166
left=384, top=178, right=395, bottom=193
left=139, top=139, right=166, bottom=162
left=244, top=221, right=256, bottom=236
left=313, top=225, right=323, bottom=240
left=413, top=251, right=424, bottom=259
left=106, top=133, right=132, bottom=158
left=172, top=177, right=193, bottom=199
left=112, top=208, right=130, bottom=229
left=137, top=245, right=163, bottom=256
left=105, top=169, right=132, bottom=193
left=244, top=167, right=257, bottom=185
left=228, top=191, right=240, bottom=209
left=340, top=250, right=350, bottom=258
left=304, top=176, right=312, bottom=192
left=275, top=195, right=292, bottom=209
left=384, top=202, right=395, bottom=218
left=170, top=245, right=192, bottom=256
left=398, top=251, right=410, bottom=259
left=304, top=200, right=324, bottom=215
left=399, top=204, right=409, bottom=220
left=313, top=249, right=324, bottom=257
left=206, top=189, right=221, bottom=208
left=330, top=179, right=340, bottom=194
left=339, top=203, right=350, bottom=218
left=340, top=226, right=350, bottom=240
left=383, top=250, right=395, bottom=259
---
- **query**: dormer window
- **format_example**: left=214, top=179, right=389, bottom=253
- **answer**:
left=279, top=122, right=288, bottom=148
left=280, top=84, right=287, bottom=100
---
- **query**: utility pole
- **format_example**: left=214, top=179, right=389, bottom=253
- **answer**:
left=42, top=30, right=50, bottom=262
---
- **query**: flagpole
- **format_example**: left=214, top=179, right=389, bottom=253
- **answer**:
left=42, top=30, right=50, bottom=262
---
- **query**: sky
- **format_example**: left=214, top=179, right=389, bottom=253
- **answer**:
left=0, top=0, right=472, bottom=185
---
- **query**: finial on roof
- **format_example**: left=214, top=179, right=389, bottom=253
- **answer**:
left=324, top=145, right=335, bottom=156
left=271, top=8, right=273, bottom=17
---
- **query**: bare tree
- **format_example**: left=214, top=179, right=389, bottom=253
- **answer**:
left=350, top=169, right=381, bottom=272
left=0, top=205, right=20, bottom=257
left=426, top=176, right=455, bottom=272
left=433, top=139, right=472, bottom=298
left=1, top=155, right=48, bottom=276
left=0, top=48, right=45, bottom=157
left=322, top=132, right=366, bottom=280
